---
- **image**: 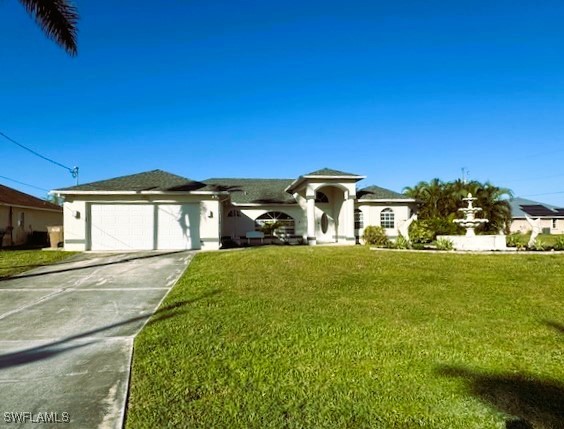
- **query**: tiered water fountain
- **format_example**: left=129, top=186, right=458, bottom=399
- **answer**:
left=437, top=193, right=507, bottom=251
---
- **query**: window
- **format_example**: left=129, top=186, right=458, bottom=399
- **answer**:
left=18, top=212, right=25, bottom=227
left=380, top=208, right=395, bottom=229
left=553, top=219, right=557, bottom=229
left=315, top=191, right=329, bottom=203
left=354, top=209, right=363, bottom=230
left=320, top=213, right=329, bottom=234
left=227, top=209, right=241, bottom=217
left=255, top=211, right=295, bottom=235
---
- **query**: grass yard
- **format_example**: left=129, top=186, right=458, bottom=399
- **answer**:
left=126, top=247, right=564, bottom=429
left=0, top=250, right=76, bottom=279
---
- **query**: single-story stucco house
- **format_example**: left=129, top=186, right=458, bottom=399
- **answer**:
left=509, top=197, right=564, bottom=234
left=1, top=183, right=63, bottom=247
left=53, top=168, right=417, bottom=251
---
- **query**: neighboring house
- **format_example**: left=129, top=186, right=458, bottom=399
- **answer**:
left=53, top=168, right=416, bottom=251
left=509, top=197, right=564, bottom=234
left=0, top=184, right=63, bottom=247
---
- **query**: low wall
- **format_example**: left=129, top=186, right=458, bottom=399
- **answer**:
left=437, top=234, right=507, bottom=251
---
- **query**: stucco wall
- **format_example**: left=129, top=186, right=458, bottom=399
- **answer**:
left=356, top=202, right=414, bottom=238
left=1, top=205, right=62, bottom=247
left=62, top=194, right=221, bottom=251
left=510, top=218, right=564, bottom=235
left=222, top=205, right=306, bottom=239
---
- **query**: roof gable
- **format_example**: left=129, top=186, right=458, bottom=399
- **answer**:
left=0, top=184, right=62, bottom=211
left=55, top=170, right=207, bottom=192
left=305, top=167, right=362, bottom=177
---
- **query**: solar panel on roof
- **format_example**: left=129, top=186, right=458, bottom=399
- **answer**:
left=520, top=205, right=556, bottom=216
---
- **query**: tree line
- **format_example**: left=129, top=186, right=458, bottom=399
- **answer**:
left=403, top=179, right=512, bottom=238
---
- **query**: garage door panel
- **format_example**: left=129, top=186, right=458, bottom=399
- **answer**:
left=90, top=204, right=154, bottom=251
left=157, top=204, right=200, bottom=250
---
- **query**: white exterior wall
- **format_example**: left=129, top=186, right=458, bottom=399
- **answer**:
left=200, top=199, right=221, bottom=250
left=62, top=194, right=221, bottom=251
left=1, top=205, right=62, bottom=247
left=510, top=218, right=564, bottom=235
left=356, top=203, right=413, bottom=238
left=222, top=205, right=306, bottom=238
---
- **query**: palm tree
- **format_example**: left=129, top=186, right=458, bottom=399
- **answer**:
left=18, top=0, right=79, bottom=55
left=406, top=178, right=513, bottom=235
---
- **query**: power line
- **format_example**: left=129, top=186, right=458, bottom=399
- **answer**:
left=522, top=190, right=564, bottom=197
left=0, top=175, right=50, bottom=192
left=0, top=131, right=79, bottom=182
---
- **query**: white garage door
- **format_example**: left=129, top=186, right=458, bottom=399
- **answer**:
left=90, top=204, right=154, bottom=251
left=157, top=204, right=200, bottom=250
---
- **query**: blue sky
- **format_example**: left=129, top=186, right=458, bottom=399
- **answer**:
left=1, top=0, right=564, bottom=205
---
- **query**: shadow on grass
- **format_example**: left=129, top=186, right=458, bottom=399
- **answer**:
left=0, top=250, right=187, bottom=282
left=543, top=320, right=564, bottom=334
left=436, top=365, right=564, bottom=429
left=0, top=289, right=221, bottom=370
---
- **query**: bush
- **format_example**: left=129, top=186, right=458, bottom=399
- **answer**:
left=363, top=226, right=389, bottom=247
left=394, top=235, right=411, bottom=249
left=435, top=238, right=454, bottom=251
left=409, top=220, right=435, bottom=244
left=507, top=232, right=527, bottom=249
left=409, top=217, right=461, bottom=244
left=554, top=236, right=564, bottom=251
left=529, top=238, right=547, bottom=251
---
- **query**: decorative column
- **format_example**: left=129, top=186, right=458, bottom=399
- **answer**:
left=306, top=196, right=316, bottom=245
left=344, top=195, right=356, bottom=245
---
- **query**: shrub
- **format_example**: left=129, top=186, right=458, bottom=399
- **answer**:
left=507, top=232, right=527, bottom=249
left=554, top=236, right=564, bottom=251
left=394, top=235, right=411, bottom=249
left=529, top=238, right=547, bottom=251
left=435, top=238, right=454, bottom=251
left=363, top=226, right=389, bottom=247
left=409, top=217, right=461, bottom=244
left=409, top=220, right=435, bottom=244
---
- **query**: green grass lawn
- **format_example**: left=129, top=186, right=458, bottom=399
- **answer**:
left=0, top=250, right=77, bottom=278
left=126, top=247, right=564, bottom=429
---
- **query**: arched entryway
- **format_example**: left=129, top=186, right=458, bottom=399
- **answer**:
left=313, top=185, right=347, bottom=244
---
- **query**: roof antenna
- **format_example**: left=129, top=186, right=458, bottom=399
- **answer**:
left=461, top=167, right=469, bottom=184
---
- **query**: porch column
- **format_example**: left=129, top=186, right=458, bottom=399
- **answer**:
left=306, top=196, right=316, bottom=245
left=344, top=196, right=356, bottom=245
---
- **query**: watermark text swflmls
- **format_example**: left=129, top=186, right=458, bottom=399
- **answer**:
left=4, top=412, right=70, bottom=424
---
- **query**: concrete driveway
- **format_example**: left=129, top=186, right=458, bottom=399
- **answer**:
left=0, top=251, right=193, bottom=429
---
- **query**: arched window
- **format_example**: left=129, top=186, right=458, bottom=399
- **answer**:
left=354, top=209, right=363, bottom=230
left=255, top=211, right=295, bottom=235
left=380, top=208, right=395, bottom=229
left=227, top=209, right=241, bottom=217
left=315, top=191, right=329, bottom=203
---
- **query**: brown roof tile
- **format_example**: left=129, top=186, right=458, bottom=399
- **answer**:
left=0, top=184, right=62, bottom=211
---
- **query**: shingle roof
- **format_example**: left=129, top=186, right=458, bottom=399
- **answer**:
left=357, top=185, right=408, bottom=200
left=202, top=178, right=296, bottom=204
left=305, top=168, right=361, bottom=177
left=0, top=184, right=62, bottom=211
left=509, top=197, right=564, bottom=218
left=55, top=170, right=207, bottom=192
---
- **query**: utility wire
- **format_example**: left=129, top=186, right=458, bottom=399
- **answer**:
left=522, top=190, right=564, bottom=197
left=0, top=175, right=50, bottom=192
left=0, top=131, right=79, bottom=180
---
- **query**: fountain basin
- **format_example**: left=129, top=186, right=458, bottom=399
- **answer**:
left=437, top=234, right=507, bottom=251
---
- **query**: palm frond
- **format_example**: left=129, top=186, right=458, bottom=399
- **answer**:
left=19, top=0, right=79, bottom=55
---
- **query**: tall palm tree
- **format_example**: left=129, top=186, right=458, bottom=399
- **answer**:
left=18, top=0, right=79, bottom=55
